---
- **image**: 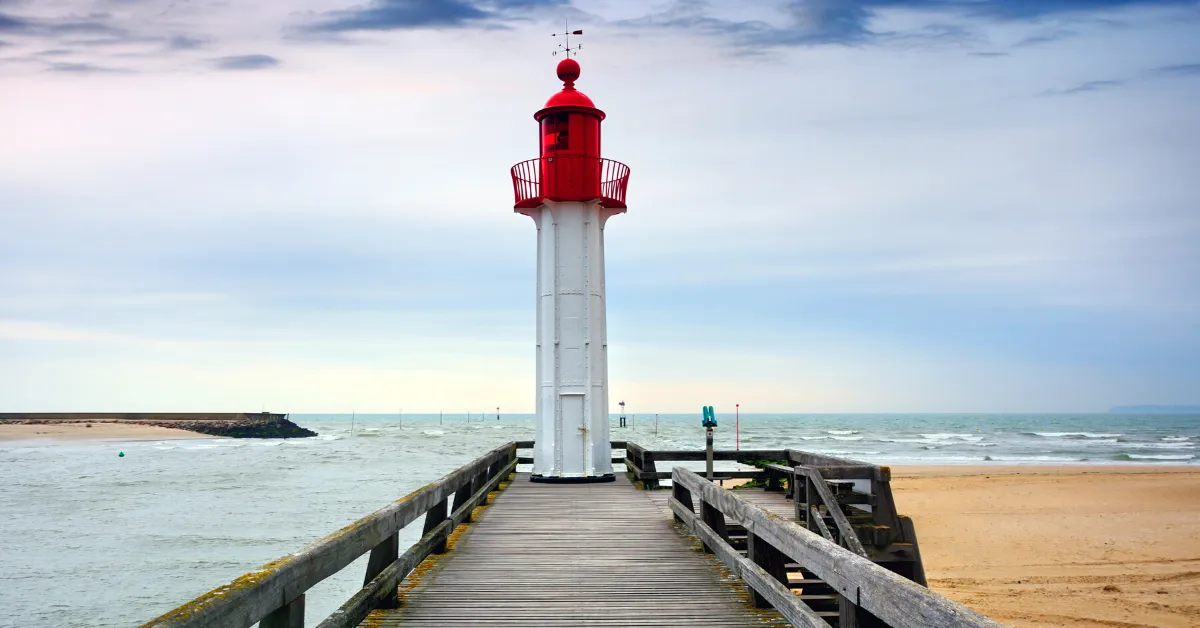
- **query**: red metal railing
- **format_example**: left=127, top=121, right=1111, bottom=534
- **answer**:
left=510, top=156, right=630, bottom=210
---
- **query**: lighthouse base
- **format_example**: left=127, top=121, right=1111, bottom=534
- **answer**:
left=530, top=473, right=616, bottom=484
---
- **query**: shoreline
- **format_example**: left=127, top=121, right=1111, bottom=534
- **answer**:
left=0, top=422, right=218, bottom=442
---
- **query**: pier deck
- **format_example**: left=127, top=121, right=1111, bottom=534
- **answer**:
left=363, top=473, right=780, bottom=627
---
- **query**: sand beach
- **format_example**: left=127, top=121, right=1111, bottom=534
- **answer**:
left=0, top=421, right=213, bottom=442
left=891, top=465, right=1200, bottom=627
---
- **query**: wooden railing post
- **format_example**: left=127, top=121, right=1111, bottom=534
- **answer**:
left=451, top=476, right=476, bottom=523
left=260, top=594, right=304, bottom=628
left=362, top=534, right=399, bottom=608
left=698, top=499, right=728, bottom=554
left=423, top=498, right=449, bottom=554
left=671, top=481, right=694, bottom=524
left=642, top=450, right=658, bottom=489
left=745, top=532, right=789, bottom=609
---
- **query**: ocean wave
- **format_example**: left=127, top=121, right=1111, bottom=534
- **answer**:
left=1125, top=442, right=1195, bottom=450
left=1162, top=436, right=1192, bottom=442
left=1122, top=453, right=1194, bottom=461
left=421, top=430, right=445, bottom=437
left=800, top=436, right=828, bottom=441
left=920, top=433, right=985, bottom=442
left=827, top=430, right=858, bottom=435
left=830, top=436, right=864, bottom=441
left=987, top=455, right=1085, bottom=462
left=1031, top=432, right=1121, bottom=439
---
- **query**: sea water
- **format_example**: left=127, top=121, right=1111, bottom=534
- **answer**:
left=1, top=412, right=1196, bottom=627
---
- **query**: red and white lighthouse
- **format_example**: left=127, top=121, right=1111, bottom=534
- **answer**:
left=511, top=58, right=630, bottom=482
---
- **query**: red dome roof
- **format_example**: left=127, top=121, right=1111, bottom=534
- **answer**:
left=544, top=58, right=596, bottom=109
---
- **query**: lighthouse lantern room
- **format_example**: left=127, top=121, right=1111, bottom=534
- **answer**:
left=510, top=58, right=630, bottom=482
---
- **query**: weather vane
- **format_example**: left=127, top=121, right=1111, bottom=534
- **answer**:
left=552, top=20, right=583, bottom=58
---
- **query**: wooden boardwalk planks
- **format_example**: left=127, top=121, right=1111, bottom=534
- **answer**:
left=363, top=474, right=783, bottom=627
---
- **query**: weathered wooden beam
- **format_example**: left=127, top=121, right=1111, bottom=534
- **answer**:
left=699, top=499, right=728, bottom=554
left=260, top=594, right=303, bottom=628
left=669, top=497, right=832, bottom=628
left=673, top=468, right=1004, bottom=628
left=362, top=534, right=399, bottom=608
left=635, top=470, right=763, bottom=481
left=140, top=443, right=516, bottom=628
left=671, top=481, right=694, bottom=524
left=746, top=530, right=790, bottom=609
left=635, top=449, right=787, bottom=462
left=795, top=466, right=868, bottom=557
left=809, top=506, right=835, bottom=543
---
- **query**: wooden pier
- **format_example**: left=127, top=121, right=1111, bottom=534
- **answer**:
left=142, top=441, right=1005, bottom=628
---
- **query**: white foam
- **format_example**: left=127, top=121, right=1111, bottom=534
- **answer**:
left=800, top=436, right=828, bottom=441
left=422, top=430, right=445, bottom=437
left=1126, top=442, right=1195, bottom=450
left=827, top=430, right=858, bottom=435
left=1162, top=436, right=1192, bottom=442
left=1034, top=432, right=1121, bottom=438
left=1128, top=454, right=1194, bottom=461
left=831, top=436, right=864, bottom=441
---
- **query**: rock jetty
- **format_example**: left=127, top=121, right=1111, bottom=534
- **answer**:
left=0, top=413, right=317, bottom=439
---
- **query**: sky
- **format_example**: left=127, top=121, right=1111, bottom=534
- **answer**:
left=1, top=0, right=1198, bottom=413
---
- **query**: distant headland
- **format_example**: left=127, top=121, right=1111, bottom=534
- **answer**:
left=0, top=412, right=317, bottom=438
left=1109, top=405, right=1200, bottom=414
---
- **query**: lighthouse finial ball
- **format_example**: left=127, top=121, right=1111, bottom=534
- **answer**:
left=556, top=58, right=580, bottom=86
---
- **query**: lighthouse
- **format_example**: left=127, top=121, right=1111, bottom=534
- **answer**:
left=510, top=57, right=630, bottom=482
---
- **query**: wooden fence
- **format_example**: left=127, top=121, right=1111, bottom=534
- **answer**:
left=669, top=467, right=1003, bottom=628
left=141, top=443, right=518, bottom=628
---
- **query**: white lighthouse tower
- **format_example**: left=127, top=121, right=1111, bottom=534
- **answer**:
left=510, top=57, right=630, bottom=482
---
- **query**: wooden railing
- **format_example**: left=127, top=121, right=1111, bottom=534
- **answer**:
left=141, top=443, right=519, bottom=628
left=624, top=443, right=783, bottom=487
left=669, top=467, right=1003, bottom=628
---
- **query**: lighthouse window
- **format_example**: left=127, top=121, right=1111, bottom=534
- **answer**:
left=542, top=113, right=570, bottom=152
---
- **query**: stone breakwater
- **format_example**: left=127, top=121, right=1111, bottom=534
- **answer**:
left=0, top=413, right=318, bottom=439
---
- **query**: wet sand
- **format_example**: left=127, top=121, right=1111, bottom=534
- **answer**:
left=891, top=465, right=1200, bottom=627
left=0, top=422, right=213, bottom=442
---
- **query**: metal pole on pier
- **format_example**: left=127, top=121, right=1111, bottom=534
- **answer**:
left=702, top=406, right=717, bottom=480
left=655, top=413, right=658, bottom=436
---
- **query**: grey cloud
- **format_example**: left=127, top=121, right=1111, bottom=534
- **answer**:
left=167, top=35, right=208, bottom=50
left=303, top=0, right=566, bottom=34
left=1155, top=63, right=1200, bottom=76
left=1040, top=79, right=1124, bottom=96
left=211, top=54, right=280, bottom=70
left=618, top=0, right=1196, bottom=49
left=46, top=61, right=133, bottom=73
left=969, top=51, right=1009, bottom=57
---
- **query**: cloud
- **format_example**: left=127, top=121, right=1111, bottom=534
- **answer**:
left=619, top=0, right=1197, bottom=48
left=1155, top=62, right=1200, bottom=76
left=1039, top=60, right=1200, bottom=95
left=969, top=51, right=1009, bottom=56
left=302, top=0, right=565, bottom=34
left=46, top=61, right=133, bottom=74
left=1040, top=78, right=1125, bottom=95
left=167, top=35, right=207, bottom=50
left=210, top=54, right=280, bottom=70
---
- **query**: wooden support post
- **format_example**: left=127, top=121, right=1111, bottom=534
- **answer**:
left=746, top=531, right=789, bottom=608
left=362, top=534, right=399, bottom=608
left=699, top=499, right=728, bottom=554
left=642, top=451, right=658, bottom=490
left=451, top=478, right=475, bottom=524
left=840, top=593, right=888, bottom=628
left=422, top=498, right=449, bottom=554
left=260, top=594, right=304, bottom=628
left=672, top=481, right=694, bottom=524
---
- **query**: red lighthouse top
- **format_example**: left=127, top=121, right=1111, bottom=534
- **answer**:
left=510, top=60, right=629, bottom=212
left=540, top=59, right=602, bottom=112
